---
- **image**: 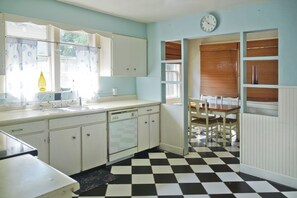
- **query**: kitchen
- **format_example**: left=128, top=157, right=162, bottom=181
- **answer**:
left=1, top=0, right=297, bottom=197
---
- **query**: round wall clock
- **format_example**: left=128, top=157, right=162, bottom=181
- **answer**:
left=200, top=14, right=218, bottom=32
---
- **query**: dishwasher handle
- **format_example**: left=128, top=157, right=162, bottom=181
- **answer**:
left=109, top=109, right=138, bottom=122
left=109, top=108, right=138, bottom=115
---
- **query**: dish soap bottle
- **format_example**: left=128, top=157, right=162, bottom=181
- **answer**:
left=38, top=71, right=46, bottom=92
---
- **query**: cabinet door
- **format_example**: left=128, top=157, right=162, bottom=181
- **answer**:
left=138, top=115, right=150, bottom=152
left=50, top=127, right=81, bottom=175
left=150, top=113, right=160, bottom=148
left=17, top=132, right=49, bottom=163
left=112, top=34, right=131, bottom=76
left=130, top=37, right=147, bottom=76
left=82, top=123, right=107, bottom=171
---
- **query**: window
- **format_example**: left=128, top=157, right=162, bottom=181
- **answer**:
left=161, top=41, right=183, bottom=105
left=59, top=30, right=98, bottom=98
left=165, top=63, right=181, bottom=100
left=4, top=21, right=99, bottom=104
left=200, top=42, right=239, bottom=98
left=5, top=22, right=50, bottom=102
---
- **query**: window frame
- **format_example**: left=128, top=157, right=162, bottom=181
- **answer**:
left=0, top=13, right=107, bottom=102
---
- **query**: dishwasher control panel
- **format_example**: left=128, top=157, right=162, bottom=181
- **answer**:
left=109, top=109, right=138, bottom=122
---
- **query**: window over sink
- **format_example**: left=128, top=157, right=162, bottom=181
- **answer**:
left=1, top=19, right=101, bottom=105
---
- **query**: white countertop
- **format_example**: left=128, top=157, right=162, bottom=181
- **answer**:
left=0, top=154, right=79, bottom=198
left=0, top=99, right=160, bottom=125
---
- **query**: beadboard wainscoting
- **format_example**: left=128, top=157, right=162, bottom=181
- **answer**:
left=240, top=86, right=297, bottom=189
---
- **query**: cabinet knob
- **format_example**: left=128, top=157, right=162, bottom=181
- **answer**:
left=87, top=133, right=91, bottom=137
left=134, top=68, right=136, bottom=71
left=126, top=68, right=129, bottom=71
left=72, top=136, right=76, bottom=139
left=152, top=120, right=155, bottom=123
left=145, top=121, right=148, bottom=124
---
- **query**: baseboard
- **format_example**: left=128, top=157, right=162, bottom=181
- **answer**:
left=240, top=164, right=297, bottom=189
left=159, top=143, right=184, bottom=156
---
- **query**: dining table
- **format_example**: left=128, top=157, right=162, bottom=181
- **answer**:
left=207, top=103, right=240, bottom=146
left=191, top=102, right=240, bottom=147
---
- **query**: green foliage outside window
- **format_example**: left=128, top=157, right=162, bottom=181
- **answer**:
left=60, top=31, right=89, bottom=57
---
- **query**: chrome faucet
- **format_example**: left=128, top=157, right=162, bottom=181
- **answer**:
left=79, top=97, right=82, bottom=106
left=38, top=93, right=52, bottom=110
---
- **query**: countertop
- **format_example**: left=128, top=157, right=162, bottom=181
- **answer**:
left=0, top=154, right=79, bottom=198
left=0, top=130, right=37, bottom=160
left=0, top=99, right=160, bottom=125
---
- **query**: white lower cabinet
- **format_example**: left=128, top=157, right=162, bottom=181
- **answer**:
left=138, top=106, right=160, bottom=152
left=49, top=113, right=107, bottom=175
left=82, top=123, right=107, bottom=171
left=50, top=127, right=81, bottom=175
left=0, top=120, right=49, bottom=163
left=149, top=113, right=160, bottom=148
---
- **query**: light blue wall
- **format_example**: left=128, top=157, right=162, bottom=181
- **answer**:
left=0, top=0, right=146, bottom=37
left=0, top=0, right=146, bottom=97
left=99, top=77, right=136, bottom=97
left=137, top=0, right=297, bottom=101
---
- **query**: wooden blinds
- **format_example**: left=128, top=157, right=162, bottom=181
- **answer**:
left=200, top=42, right=239, bottom=97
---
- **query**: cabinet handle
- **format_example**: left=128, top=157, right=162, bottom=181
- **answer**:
left=72, top=136, right=76, bottom=139
left=134, top=68, right=136, bottom=71
left=145, top=121, right=148, bottom=124
left=11, top=128, right=23, bottom=132
left=87, top=133, right=91, bottom=137
left=126, top=68, right=129, bottom=71
left=152, top=120, right=155, bottom=123
left=147, top=109, right=152, bottom=112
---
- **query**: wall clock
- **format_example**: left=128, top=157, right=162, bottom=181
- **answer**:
left=200, top=14, right=218, bottom=32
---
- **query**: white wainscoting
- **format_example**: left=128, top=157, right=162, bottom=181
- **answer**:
left=240, top=86, right=297, bottom=189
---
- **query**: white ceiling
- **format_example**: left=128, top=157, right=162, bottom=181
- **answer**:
left=58, top=0, right=269, bottom=23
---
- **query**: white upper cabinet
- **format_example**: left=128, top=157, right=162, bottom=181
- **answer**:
left=100, top=34, right=147, bottom=77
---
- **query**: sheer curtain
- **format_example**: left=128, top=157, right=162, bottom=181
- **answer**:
left=5, top=38, right=38, bottom=103
left=60, top=45, right=99, bottom=99
left=75, top=46, right=99, bottom=99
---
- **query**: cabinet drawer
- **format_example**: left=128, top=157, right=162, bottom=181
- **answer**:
left=49, top=113, right=106, bottom=130
left=138, top=105, right=159, bottom=115
left=0, top=121, right=46, bottom=136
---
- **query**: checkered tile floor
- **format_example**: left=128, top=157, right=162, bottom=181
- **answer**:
left=77, top=131, right=297, bottom=198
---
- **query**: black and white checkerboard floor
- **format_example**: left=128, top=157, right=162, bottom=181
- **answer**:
left=77, top=131, right=297, bottom=198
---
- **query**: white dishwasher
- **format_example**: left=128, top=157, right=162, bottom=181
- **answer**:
left=108, top=108, right=138, bottom=162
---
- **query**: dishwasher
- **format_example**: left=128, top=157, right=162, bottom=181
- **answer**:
left=108, top=108, right=138, bottom=162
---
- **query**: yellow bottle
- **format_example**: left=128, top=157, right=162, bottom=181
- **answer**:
left=38, top=72, right=46, bottom=92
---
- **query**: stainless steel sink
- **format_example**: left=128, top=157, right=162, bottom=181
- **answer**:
left=39, top=105, right=105, bottom=113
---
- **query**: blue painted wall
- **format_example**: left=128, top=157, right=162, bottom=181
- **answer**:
left=0, top=0, right=146, bottom=37
left=2, top=0, right=297, bottom=99
left=137, top=0, right=297, bottom=100
left=0, top=0, right=146, bottom=97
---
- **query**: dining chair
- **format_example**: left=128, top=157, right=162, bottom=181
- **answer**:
left=188, top=98, right=219, bottom=145
left=200, top=95, right=221, bottom=118
left=218, top=97, right=239, bottom=143
left=200, top=95, right=220, bottom=104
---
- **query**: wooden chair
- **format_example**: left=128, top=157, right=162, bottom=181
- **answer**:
left=200, top=95, right=220, bottom=104
left=200, top=95, right=221, bottom=118
left=189, top=98, right=219, bottom=145
left=218, top=97, right=239, bottom=143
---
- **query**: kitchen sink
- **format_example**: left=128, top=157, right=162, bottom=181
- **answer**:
left=39, top=105, right=105, bottom=113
